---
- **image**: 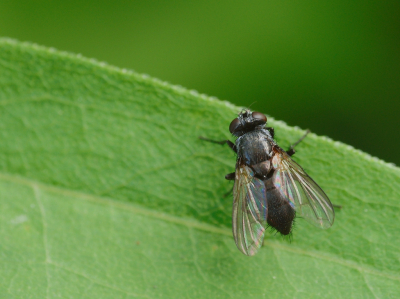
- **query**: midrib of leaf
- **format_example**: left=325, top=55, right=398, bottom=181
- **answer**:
left=1, top=170, right=399, bottom=284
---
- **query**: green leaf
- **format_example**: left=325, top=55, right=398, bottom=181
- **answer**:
left=0, top=38, right=399, bottom=298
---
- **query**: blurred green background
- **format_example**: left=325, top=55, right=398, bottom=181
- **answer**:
left=0, top=0, right=399, bottom=164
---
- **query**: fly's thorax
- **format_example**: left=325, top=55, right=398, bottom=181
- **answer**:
left=236, top=130, right=273, bottom=165
left=251, top=160, right=271, bottom=177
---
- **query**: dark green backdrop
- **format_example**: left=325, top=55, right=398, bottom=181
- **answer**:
left=1, top=0, right=399, bottom=164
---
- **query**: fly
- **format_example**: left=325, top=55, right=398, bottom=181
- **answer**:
left=200, top=110, right=334, bottom=256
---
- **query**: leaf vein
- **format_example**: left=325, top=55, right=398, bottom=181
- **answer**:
left=1, top=172, right=400, bottom=284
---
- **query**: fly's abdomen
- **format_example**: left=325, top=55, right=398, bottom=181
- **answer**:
left=265, top=177, right=295, bottom=235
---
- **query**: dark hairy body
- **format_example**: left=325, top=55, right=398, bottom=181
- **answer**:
left=232, top=128, right=295, bottom=235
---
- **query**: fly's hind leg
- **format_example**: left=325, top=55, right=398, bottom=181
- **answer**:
left=199, top=136, right=237, bottom=153
left=286, top=130, right=310, bottom=156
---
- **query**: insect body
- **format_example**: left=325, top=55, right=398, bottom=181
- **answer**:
left=201, top=110, right=334, bottom=256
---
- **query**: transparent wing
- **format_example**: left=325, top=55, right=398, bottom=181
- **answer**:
left=272, top=150, right=334, bottom=229
left=232, top=165, right=268, bottom=256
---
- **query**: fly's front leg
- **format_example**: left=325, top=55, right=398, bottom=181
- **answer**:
left=199, top=136, right=237, bottom=153
left=286, top=130, right=310, bottom=156
left=266, top=127, right=275, bottom=138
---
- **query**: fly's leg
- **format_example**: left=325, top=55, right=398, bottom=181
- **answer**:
left=199, top=137, right=237, bottom=182
left=199, top=136, right=237, bottom=153
left=225, top=172, right=235, bottom=180
left=223, top=173, right=235, bottom=197
left=286, top=130, right=310, bottom=156
left=266, top=127, right=275, bottom=138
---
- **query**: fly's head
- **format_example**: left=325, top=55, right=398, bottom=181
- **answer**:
left=229, top=110, right=267, bottom=137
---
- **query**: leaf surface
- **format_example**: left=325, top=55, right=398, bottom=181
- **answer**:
left=0, top=38, right=399, bottom=298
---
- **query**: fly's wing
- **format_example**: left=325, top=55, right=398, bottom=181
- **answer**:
left=232, top=165, right=267, bottom=256
left=272, top=149, right=334, bottom=229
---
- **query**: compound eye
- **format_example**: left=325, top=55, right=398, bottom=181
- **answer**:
left=229, top=118, right=241, bottom=134
left=251, top=112, right=267, bottom=123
